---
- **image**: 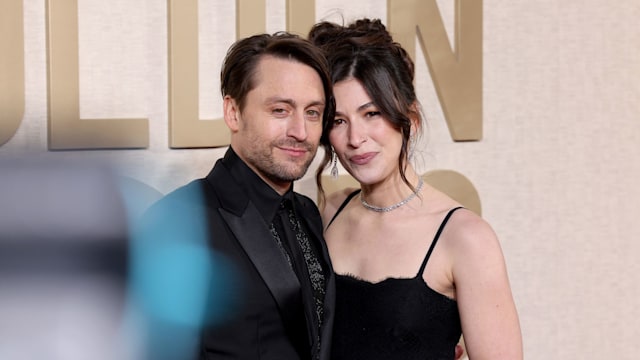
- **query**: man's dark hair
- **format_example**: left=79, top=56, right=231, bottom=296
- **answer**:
left=221, top=32, right=335, bottom=123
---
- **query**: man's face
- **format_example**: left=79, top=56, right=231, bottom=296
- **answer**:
left=225, top=55, right=325, bottom=194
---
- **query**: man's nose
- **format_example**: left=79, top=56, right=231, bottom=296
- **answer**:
left=286, top=112, right=308, bottom=141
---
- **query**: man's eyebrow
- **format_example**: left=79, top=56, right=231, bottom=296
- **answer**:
left=307, top=100, right=326, bottom=108
left=265, top=97, right=295, bottom=106
left=265, top=97, right=325, bottom=107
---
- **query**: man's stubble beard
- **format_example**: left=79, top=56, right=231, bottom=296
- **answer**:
left=246, top=138, right=318, bottom=184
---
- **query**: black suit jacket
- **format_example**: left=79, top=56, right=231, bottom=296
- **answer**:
left=139, top=154, right=335, bottom=360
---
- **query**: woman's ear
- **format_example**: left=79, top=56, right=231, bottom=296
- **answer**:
left=223, top=95, right=240, bottom=132
left=409, top=101, right=421, bottom=133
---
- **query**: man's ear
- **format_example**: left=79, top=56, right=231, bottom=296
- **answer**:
left=223, top=95, right=240, bottom=132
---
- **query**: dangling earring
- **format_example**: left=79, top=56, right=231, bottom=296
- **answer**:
left=408, top=134, right=416, bottom=161
left=330, top=149, right=339, bottom=179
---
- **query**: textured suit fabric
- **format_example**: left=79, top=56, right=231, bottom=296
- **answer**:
left=138, top=148, right=335, bottom=360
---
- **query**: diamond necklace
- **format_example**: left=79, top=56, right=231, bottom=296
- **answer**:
left=360, top=177, right=424, bottom=213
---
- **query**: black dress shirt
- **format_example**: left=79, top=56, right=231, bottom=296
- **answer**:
left=221, top=148, right=326, bottom=355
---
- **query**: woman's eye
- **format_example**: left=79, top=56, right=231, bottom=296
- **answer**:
left=332, top=118, right=346, bottom=126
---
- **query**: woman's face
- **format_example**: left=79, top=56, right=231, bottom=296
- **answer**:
left=329, top=78, right=404, bottom=186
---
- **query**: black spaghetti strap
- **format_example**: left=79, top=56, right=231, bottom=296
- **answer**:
left=417, top=206, right=464, bottom=276
left=326, top=189, right=361, bottom=228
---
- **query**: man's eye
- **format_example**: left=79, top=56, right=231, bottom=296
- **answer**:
left=365, top=111, right=381, bottom=118
left=306, top=110, right=321, bottom=119
left=272, top=108, right=288, bottom=116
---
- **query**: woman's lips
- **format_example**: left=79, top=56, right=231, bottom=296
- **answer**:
left=349, top=152, right=376, bottom=165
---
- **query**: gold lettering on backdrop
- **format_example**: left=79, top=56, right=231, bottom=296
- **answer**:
left=46, top=0, right=148, bottom=150
left=286, top=0, right=316, bottom=36
left=168, top=0, right=315, bottom=148
left=237, top=0, right=266, bottom=39
left=238, top=0, right=317, bottom=37
left=6, top=0, right=483, bottom=149
left=0, top=0, right=25, bottom=146
left=168, top=0, right=230, bottom=148
left=388, top=0, right=483, bottom=141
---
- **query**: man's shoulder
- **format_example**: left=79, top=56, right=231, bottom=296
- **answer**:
left=293, top=191, right=319, bottom=208
left=293, top=192, right=322, bottom=221
left=140, top=178, right=213, bottom=223
left=131, top=179, right=212, bottom=249
left=155, top=179, right=207, bottom=206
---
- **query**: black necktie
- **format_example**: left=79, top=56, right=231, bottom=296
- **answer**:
left=270, top=199, right=325, bottom=355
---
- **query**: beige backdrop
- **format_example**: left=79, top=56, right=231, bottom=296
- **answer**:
left=2, top=1, right=639, bottom=359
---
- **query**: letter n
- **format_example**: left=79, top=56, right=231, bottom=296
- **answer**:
left=389, top=0, right=482, bottom=141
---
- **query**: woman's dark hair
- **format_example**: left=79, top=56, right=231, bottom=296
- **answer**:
left=221, top=32, right=335, bottom=124
left=308, top=18, right=422, bottom=205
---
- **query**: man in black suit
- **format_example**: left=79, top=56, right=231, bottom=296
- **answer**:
left=135, top=32, right=335, bottom=360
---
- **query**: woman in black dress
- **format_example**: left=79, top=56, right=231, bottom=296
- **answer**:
left=310, top=18, right=522, bottom=360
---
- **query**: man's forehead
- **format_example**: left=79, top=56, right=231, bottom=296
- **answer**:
left=250, top=56, right=325, bottom=100
left=255, top=55, right=320, bottom=81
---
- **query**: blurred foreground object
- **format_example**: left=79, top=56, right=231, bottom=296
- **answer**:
left=0, top=157, right=132, bottom=360
left=0, top=157, right=239, bottom=360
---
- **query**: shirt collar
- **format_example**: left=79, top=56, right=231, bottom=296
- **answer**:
left=222, top=147, right=294, bottom=223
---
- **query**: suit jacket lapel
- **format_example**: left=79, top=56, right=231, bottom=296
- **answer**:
left=207, top=161, right=309, bottom=351
left=219, top=204, right=303, bottom=318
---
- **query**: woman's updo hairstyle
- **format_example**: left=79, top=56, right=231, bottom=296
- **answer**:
left=309, top=18, right=422, bottom=204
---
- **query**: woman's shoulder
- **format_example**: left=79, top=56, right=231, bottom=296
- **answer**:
left=440, top=208, right=506, bottom=268
left=444, top=208, right=496, bottom=243
left=424, top=185, right=495, bottom=246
